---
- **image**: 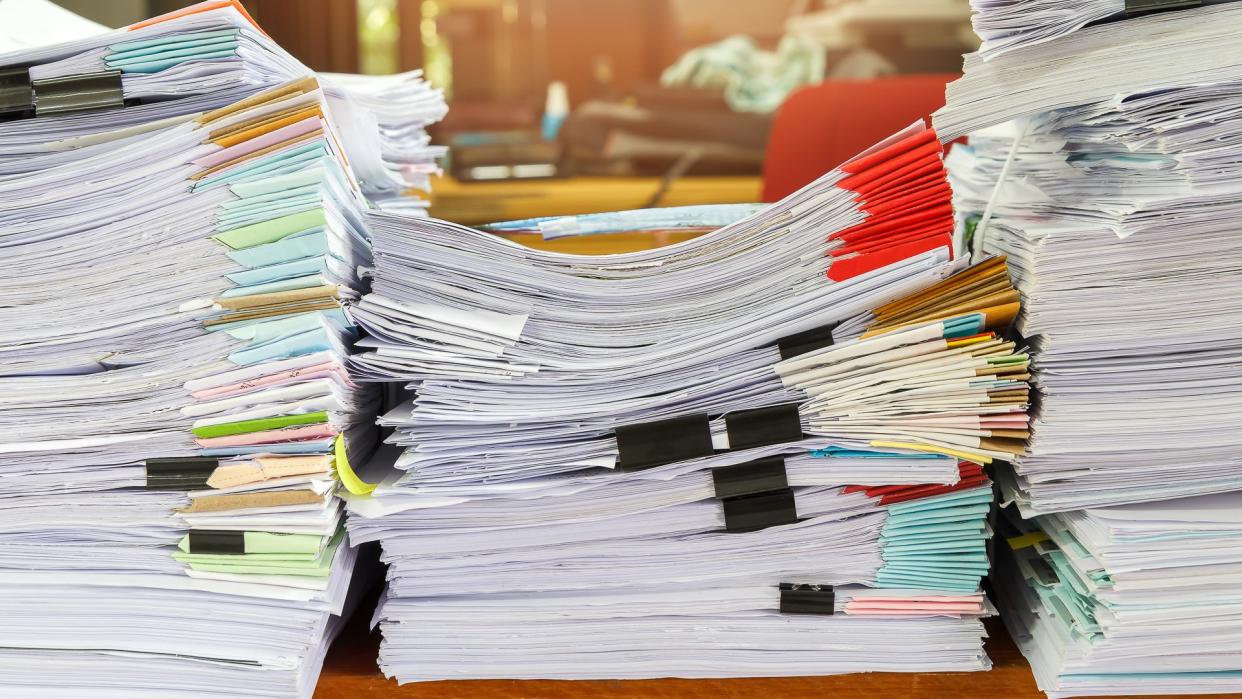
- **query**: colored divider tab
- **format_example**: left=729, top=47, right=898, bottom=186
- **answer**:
left=191, top=411, right=329, bottom=439
left=212, top=208, right=327, bottom=250
left=334, top=434, right=376, bottom=496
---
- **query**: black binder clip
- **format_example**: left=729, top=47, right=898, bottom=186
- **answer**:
left=1125, top=0, right=1201, bottom=16
left=779, top=583, right=836, bottom=615
left=144, top=457, right=219, bottom=490
left=0, top=66, right=33, bottom=121
left=713, top=456, right=798, bottom=532
left=712, top=456, right=789, bottom=499
left=720, top=488, right=798, bottom=533
left=33, top=70, right=125, bottom=117
left=615, top=413, right=714, bottom=470
left=187, top=530, right=246, bottom=554
left=776, top=322, right=840, bottom=360
left=723, top=403, right=804, bottom=451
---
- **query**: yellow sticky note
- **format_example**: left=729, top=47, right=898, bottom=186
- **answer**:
left=869, top=440, right=994, bottom=465
left=1007, top=532, right=1050, bottom=550
left=334, top=434, right=376, bottom=496
left=946, top=333, right=993, bottom=349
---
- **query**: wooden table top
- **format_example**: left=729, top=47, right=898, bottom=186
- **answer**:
left=313, top=608, right=1218, bottom=699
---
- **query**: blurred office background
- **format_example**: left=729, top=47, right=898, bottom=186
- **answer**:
left=53, top=0, right=975, bottom=228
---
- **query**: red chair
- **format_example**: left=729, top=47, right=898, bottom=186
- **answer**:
left=761, top=74, right=959, bottom=202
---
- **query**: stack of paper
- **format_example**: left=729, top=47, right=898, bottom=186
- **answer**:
left=0, top=2, right=443, bottom=697
left=997, top=493, right=1242, bottom=698
left=481, top=203, right=768, bottom=240
left=938, top=1, right=1242, bottom=695
left=941, top=1, right=1242, bottom=514
left=935, top=2, right=1242, bottom=143
left=355, top=461, right=998, bottom=680
left=344, top=123, right=1033, bottom=681
left=967, top=0, right=1240, bottom=58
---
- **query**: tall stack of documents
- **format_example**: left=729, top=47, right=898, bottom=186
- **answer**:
left=937, top=1, right=1242, bottom=695
left=0, top=2, right=442, bottom=697
left=344, top=123, right=1033, bottom=681
left=940, top=0, right=1242, bottom=513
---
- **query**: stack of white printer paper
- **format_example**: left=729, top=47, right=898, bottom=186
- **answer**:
left=0, top=2, right=443, bottom=697
left=345, top=122, right=1034, bottom=681
left=939, top=1, right=1242, bottom=695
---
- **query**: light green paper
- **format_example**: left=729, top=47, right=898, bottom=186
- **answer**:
left=190, top=411, right=328, bottom=439
left=178, top=530, right=343, bottom=577
left=212, top=208, right=326, bottom=251
left=176, top=531, right=324, bottom=555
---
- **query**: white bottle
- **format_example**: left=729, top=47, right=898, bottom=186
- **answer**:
left=541, top=81, right=569, bottom=141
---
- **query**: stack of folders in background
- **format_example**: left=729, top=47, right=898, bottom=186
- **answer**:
left=344, top=123, right=1033, bottom=681
left=0, top=2, right=443, bottom=697
left=938, top=1, right=1242, bottom=696
left=318, top=70, right=447, bottom=215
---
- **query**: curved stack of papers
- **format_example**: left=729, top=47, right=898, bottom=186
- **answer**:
left=939, top=1, right=1242, bottom=696
left=344, top=123, right=1033, bottom=681
left=0, top=2, right=444, bottom=697
left=482, top=203, right=768, bottom=240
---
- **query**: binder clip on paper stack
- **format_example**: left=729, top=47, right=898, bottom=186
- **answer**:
left=344, top=122, right=1032, bottom=681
